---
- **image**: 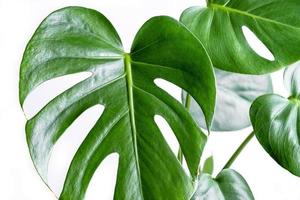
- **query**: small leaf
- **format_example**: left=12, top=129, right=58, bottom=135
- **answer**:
left=183, top=68, right=272, bottom=131
left=202, top=156, right=214, bottom=175
left=250, top=62, right=300, bottom=176
left=181, top=0, right=300, bottom=74
left=192, top=169, right=254, bottom=200
left=19, top=7, right=216, bottom=200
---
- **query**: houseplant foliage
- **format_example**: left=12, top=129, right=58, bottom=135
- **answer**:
left=182, top=68, right=273, bottom=131
left=19, top=0, right=300, bottom=199
left=193, top=156, right=254, bottom=200
left=180, top=0, right=300, bottom=74
left=250, top=62, right=300, bottom=177
left=179, top=0, right=300, bottom=198
left=19, top=6, right=216, bottom=200
left=192, top=169, right=254, bottom=200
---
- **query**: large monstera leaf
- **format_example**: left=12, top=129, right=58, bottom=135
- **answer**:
left=192, top=169, right=254, bottom=200
left=180, top=0, right=300, bottom=74
left=19, top=7, right=216, bottom=200
left=250, top=62, right=300, bottom=176
left=183, top=68, right=272, bottom=131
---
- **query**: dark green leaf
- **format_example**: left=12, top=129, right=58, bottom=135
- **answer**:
left=192, top=169, right=254, bottom=200
left=19, top=7, right=216, bottom=200
left=183, top=68, right=272, bottom=131
left=181, top=0, right=300, bottom=74
left=250, top=62, right=300, bottom=176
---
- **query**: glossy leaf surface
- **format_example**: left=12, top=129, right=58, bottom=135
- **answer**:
left=19, top=7, right=216, bottom=200
left=192, top=169, right=254, bottom=200
left=250, top=62, right=300, bottom=176
left=183, top=68, right=272, bottom=131
left=181, top=0, right=300, bottom=74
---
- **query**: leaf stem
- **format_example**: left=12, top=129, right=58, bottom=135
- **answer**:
left=222, top=131, right=255, bottom=169
left=177, top=94, right=192, bottom=164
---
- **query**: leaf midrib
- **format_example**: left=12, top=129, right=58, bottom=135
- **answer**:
left=124, top=53, right=144, bottom=199
left=209, top=3, right=298, bottom=30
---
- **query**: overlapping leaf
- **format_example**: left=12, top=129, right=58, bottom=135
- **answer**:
left=19, top=7, right=216, bottom=200
left=250, top=62, right=300, bottom=176
left=183, top=68, right=272, bottom=131
left=181, top=0, right=300, bottom=74
left=192, top=169, right=254, bottom=200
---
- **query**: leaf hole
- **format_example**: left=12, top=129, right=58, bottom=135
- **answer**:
left=154, top=78, right=182, bottom=103
left=23, top=72, right=92, bottom=119
left=85, top=153, right=119, bottom=200
left=47, top=104, right=104, bottom=197
left=154, top=115, right=179, bottom=158
left=181, top=91, right=209, bottom=133
left=181, top=155, right=191, bottom=176
left=242, top=26, right=275, bottom=61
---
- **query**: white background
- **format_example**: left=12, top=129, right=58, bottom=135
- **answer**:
left=0, top=0, right=300, bottom=199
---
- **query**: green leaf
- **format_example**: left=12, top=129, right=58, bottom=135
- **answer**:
left=250, top=62, right=300, bottom=176
left=284, top=62, right=300, bottom=98
left=192, top=169, right=254, bottom=200
left=183, top=68, right=272, bottom=131
left=180, top=0, right=300, bottom=74
left=19, top=7, right=216, bottom=200
left=202, top=156, right=214, bottom=175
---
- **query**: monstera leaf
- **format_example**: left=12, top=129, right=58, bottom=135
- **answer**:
left=192, top=169, right=254, bottom=200
left=19, top=7, right=216, bottom=200
left=180, top=0, right=300, bottom=74
left=183, top=68, right=272, bottom=131
left=250, top=62, right=300, bottom=176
